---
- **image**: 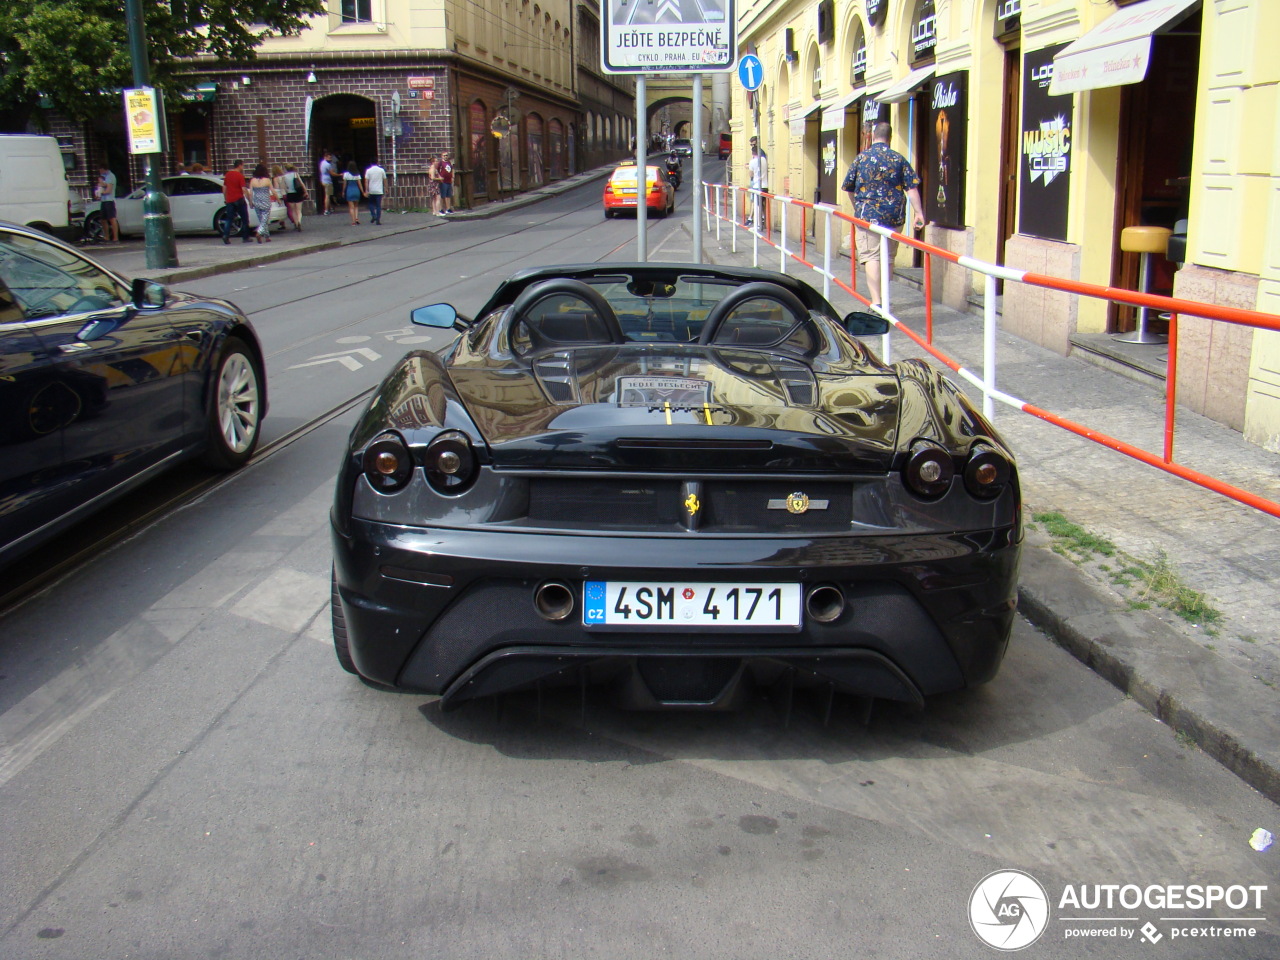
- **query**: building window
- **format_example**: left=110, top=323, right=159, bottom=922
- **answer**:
left=341, top=0, right=371, bottom=24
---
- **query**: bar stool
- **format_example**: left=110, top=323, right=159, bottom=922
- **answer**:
left=1114, top=225, right=1172, bottom=344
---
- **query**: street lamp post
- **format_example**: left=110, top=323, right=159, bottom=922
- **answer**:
left=123, top=0, right=177, bottom=268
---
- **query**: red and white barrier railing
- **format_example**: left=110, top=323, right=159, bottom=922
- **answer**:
left=700, top=181, right=1280, bottom=521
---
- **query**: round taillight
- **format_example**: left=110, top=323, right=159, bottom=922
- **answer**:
left=964, top=445, right=1012, bottom=499
left=363, top=433, right=413, bottom=492
left=904, top=442, right=954, bottom=499
left=425, top=430, right=477, bottom=493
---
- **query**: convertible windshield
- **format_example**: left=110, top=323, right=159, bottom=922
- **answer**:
left=580, top=274, right=740, bottom=343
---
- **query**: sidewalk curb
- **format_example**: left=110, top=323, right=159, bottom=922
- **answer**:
left=1017, top=540, right=1280, bottom=804
left=448, top=165, right=617, bottom=221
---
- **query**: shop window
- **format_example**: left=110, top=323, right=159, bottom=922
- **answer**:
left=527, top=113, right=544, bottom=186
left=910, top=0, right=937, bottom=65
left=549, top=118, right=564, bottom=179
left=470, top=100, right=489, bottom=199
left=851, top=24, right=867, bottom=84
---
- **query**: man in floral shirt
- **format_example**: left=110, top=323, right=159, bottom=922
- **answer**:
left=842, top=122, right=925, bottom=307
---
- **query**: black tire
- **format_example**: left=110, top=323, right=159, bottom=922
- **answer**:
left=604, top=209, right=614, bottom=219
left=82, top=212, right=104, bottom=243
left=332, top=568, right=358, bottom=675
left=202, top=339, right=262, bottom=470
left=212, top=206, right=244, bottom=238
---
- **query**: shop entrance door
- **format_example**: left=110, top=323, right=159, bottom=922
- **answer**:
left=1109, top=16, right=1200, bottom=332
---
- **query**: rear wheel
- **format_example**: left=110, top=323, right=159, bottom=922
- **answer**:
left=331, top=569, right=357, bottom=674
left=212, top=206, right=244, bottom=237
left=202, top=339, right=262, bottom=469
left=82, top=212, right=104, bottom=243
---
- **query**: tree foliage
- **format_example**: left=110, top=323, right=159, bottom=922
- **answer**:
left=0, top=0, right=324, bottom=131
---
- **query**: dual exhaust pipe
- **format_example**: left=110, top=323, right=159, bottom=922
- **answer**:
left=532, top=581, right=847, bottom=624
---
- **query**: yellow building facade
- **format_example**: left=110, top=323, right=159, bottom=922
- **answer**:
left=731, top=0, right=1280, bottom=450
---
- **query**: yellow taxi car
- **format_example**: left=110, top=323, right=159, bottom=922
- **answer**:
left=602, top=161, right=675, bottom=219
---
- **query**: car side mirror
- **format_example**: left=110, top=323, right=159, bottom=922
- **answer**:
left=411, top=303, right=468, bottom=331
left=843, top=311, right=890, bottom=337
left=131, top=278, right=167, bottom=309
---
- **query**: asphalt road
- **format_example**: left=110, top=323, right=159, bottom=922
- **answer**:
left=1, top=175, right=1276, bottom=959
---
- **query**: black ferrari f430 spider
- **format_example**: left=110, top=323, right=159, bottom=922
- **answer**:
left=330, top=263, right=1021, bottom=711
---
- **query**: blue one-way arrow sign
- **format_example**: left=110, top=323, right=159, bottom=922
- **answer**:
left=738, top=54, right=762, bottom=91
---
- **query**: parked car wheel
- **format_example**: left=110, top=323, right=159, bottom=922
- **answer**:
left=211, top=207, right=244, bottom=238
left=202, top=339, right=262, bottom=469
left=82, top=211, right=105, bottom=243
left=332, top=569, right=358, bottom=674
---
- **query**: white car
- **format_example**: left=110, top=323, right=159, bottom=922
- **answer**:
left=83, top=173, right=286, bottom=240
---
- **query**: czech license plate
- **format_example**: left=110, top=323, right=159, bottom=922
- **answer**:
left=583, top=581, right=802, bottom=629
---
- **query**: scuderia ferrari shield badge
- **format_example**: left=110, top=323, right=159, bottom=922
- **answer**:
left=767, top=492, right=829, bottom=514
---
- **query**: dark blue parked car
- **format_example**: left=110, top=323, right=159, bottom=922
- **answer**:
left=0, top=221, right=267, bottom=567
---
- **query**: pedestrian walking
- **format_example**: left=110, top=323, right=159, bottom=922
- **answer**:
left=247, top=163, right=276, bottom=243
left=364, top=157, right=386, bottom=225
left=221, top=159, right=252, bottom=244
left=317, top=150, right=334, bottom=215
left=426, top=154, right=442, bottom=215
left=438, top=152, right=455, bottom=215
left=95, top=162, right=120, bottom=243
left=842, top=122, right=925, bottom=309
left=342, top=161, right=366, bottom=224
left=746, top=140, right=768, bottom=229
left=281, top=162, right=308, bottom=231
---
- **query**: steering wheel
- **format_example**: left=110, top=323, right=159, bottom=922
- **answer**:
left=696, top=281, right=810, bottom=345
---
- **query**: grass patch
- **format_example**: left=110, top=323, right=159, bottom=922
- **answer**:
left=1135, top=551, right=1222, bottom=627
left=1034, top=513, right=1222, bottom=633
left=1032, top=512, right=1116, bottom=558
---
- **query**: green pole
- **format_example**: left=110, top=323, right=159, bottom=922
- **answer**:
left=124, top=0, right=178, bottom=268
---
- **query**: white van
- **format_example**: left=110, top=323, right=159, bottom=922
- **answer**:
left=0, top=135, right=74, bottom=237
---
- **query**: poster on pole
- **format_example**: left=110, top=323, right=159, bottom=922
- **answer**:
left=602, top=0, right=736, bottom=74
left=124, top=87, right=163, bottom=154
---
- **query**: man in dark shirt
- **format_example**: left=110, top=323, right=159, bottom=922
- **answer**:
left=438, top=152, right=455, bottom=215
left=842, top=123, right=925, bottom=307
left=221, top=159, right=252, bottom=243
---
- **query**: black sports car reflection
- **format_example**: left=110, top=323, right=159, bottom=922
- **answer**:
left=330, top=264, right=1021, bottom=711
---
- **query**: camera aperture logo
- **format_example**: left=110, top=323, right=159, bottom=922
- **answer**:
left=970, top=869, right=1050, bottom=950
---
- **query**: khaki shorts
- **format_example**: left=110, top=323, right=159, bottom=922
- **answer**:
left=855, top=224, right=899, bottom=266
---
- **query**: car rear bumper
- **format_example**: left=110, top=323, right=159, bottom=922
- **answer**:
left=332, top=517, right=1020, bottom=707
left=604, top=195, right=666, bottom=212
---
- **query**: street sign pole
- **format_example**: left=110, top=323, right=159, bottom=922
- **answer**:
left=124, top=0, right=177, bottom=268
left=738, top=54, right=764, bottom=231
left=692, top=73, right=703, bottom=263
left=636, top=75, right=647, bottom=262
left=391, top=91, right=400, bottom=211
